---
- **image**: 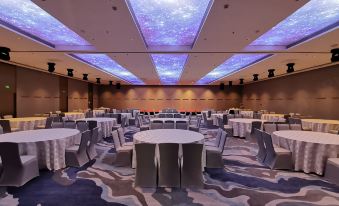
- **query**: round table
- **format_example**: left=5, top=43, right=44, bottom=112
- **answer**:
left=8, top=117, right=47, bottom=131
left=229, top=118, right=266, bottom=137
left=64, top=112, right=85, bottom=120
left=0, top=129, right=81, bottom=170
left=211, top=113, right=224, bottom=126
left=80, top=118, right=117, bottom=139
left=301, top=119, right=339, bottom=133
left=93, top=109, right=105, bottom=117
left=132, top=129, right=205, bottom=169
left=240, top=111, right=254, bottom=118
left=261, top=114, right=285, bottom=122
left=272, top=131, right=339, bottom=175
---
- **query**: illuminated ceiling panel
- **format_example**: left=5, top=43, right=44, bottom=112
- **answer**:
left=72, top=54, right=144, bottom=85
left=151, top=54, right=188, bottom=85
left=128, top=0, right=211, bottom=46
left=0, top=0, right=90, bottom=47
left=196, top=54, right=270, bottom=85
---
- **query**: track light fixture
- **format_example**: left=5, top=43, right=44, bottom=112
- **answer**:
left=109, top=80, right=113, bottom=86
left=47, top=62, right=55, bottom=73
left=253, top=74, right=259, bottom=81
left=0, top=47, right=10, bottom=61
left=331, top=48, right=339, bottom=62
left=239, top=78, right=244, bottom=85
left=268, top=69, right=275, bottom=78
left=228, top=81, right=232, bottom=87
left=96, top=78, right=101, bottom=84
left=67, top=68, right=73, bottom=77
left=83, top=74, right=88, bottom=81
left=286, top=63, right=295, bottom=73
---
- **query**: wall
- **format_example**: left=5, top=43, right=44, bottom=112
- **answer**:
left=99, top=85, right=242, bottom=111
left=68, top=79, right=88, bottom=112
left=0, top=63, right=16, bottom=116
left=242, top=64, right=339, bottom=119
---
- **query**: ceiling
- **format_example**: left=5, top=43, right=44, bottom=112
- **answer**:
left=0, top=0, right=338, bottom=85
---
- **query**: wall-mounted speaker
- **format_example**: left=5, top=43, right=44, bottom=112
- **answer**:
left=47, top=62, right=55, bottom=73
left=0, top=47, right=10, bottom=61
left=286, top=63, right=295, bottom=73
left=96, top=78, right=101, bottom=84
left=109, top=80, right=113, bottom=86
left=239, top=78, right=244, bottom=85
left=253, top=74, right=259, bottom=81
left=228, top=81, right=232, bottom=87
left=116, top=83, right=121, bottom=89
left=331, top=48, right=339, bottom=62
left=268, top=69, right=275, bottom=78
left=67, top=68, right=73, bottom=77
left=219, top=83, right=225, bottom=90
left=83, top=74, right=88, bottom=81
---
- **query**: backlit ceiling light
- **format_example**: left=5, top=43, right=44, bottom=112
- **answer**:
left=151, top=54, right=188, bottom=85
left=128, top=0, right=211, bottom=46
left=71, top=54, right=144, bottom=85
left=0, top=0, right=91, bottom=47
left=197, top=0, right=339, bottom=85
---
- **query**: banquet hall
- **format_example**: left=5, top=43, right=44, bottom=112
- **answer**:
left=0, top=0, right=339, bottom=205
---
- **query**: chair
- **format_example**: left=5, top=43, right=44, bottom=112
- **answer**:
left=245, top=121, right=262, bottom=141
left=324, top=158, right=339, bottom=185
left=158, top=143, right=180, bottom=187
left=117, top=127, right=133, bottom=147
left=163, top=120, right=175, bottom=129
left=104, top=113, right=111, bottom=118
left=87, top=127, right=99, bottom=160
left=254, top=129, right=266, bottom=163
left=289, top=124, right=302, bottom=130
left=76, top=121, right=89, bottom=133
left=3, top=115, right=13, bottom=119
left=202, top=112, right=213, bottom=128
left=137, top=116, right=150, bottom=131
left=65, top=130, right=91, bottom=167
left=262, top=132, right=292, bottom=170
left=159, top=113, right=166, bottom=118
left=111, top=130, right=132, bottom=167
left=206, top=131, right=227, bottom=168
left=189, top=117, right=201, bottom=132
left=176, top=121, right=188, bottom=130
left=217, top=117, right=224, bottom=129
left=205, top=128, right=222, bottom=147
left=87, top=120, right=98, bottom=131
left=174, top=113, right=182, bottom=118
left=277, top=124, right=290, bottom=131
left=52, top=116, right=62, bottom=122
left=165, top=113, right=174, bottom=118
left=134, top=143, right=157, bottom=188
left=0, top=125, right=3, bottom=134
left=111, top=113, right=122, bottom=124
left=150, top=120, right=163, bottom=129
left=36, top=117, right=53, bottom=129
left=263, top=123, right=277, bottom=135
left=0, top=142, right=39, bottom=187
left=328, top=130, right=339, bottom=135
left=64, top=120, right=76, bottom=129
left=0, top=120, right=19, bottom=133
left=51, top=122, right=64, bottom=128
left=181, top=144, right=204, bottom=188
left=112, top=116, right=127, bottom=130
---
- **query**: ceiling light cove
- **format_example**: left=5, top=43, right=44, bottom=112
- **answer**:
left=128, top=0, right=212, bottom=47
left=196, top=54, right=270, bottom=85
left=71, top=54, right=144, bottom=85
left=151, top=54, right=188, bottom=85
left=0, top=0, right=90, bottom=47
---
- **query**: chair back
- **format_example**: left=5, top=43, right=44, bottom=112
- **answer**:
left=117, top=127, right=126, bottom=146
left=104, top=113, right=111, bottom=118
left=196, top=117, right=202, bottom=127
left=174, top=113, right=181, bottom=118
left=202, top=112, right=208, bottom=122
left=134, top=143, right=157, bottom=187
left=112, top=130, right=121, bottom=150
left=91, top=127, right=100, bottom=143
left=64, top=120, right=76, bottom=129
left=45, top=117, right=53, bottom=129
left=0, top=120, right=12, bottom=133
left=207, top=110, right=212, bottom=118
left=290, top=124, right=302, bottom=130
left=121, top=116, right=127, bottom=128
left=51, top=122, right=64, bottom=128
left=88, top=120, right=98, bottom=130
left=52, top=116, right=62, bottom=122
left=159, top=113, right=166, bottom=118
left=263, top=123, right=277, bottom=135
left=158, top=143, right=180, bottom=187
left=78, top=130, right=91, bottom=154
left=262, top=132, right=276, bottom=157
left=181, top=143, right=203, bottom=188
left=0, top=142, right=22, bottom=168
left=217, top=117, right=224, bottom=128
left=165, top=113, right=173, bottom=118
left=176, top=121, right=188, bottom=130
left=277, top=124, right=290, bottom=131
left=251, top=121, right=262, bottom=133
left=218, top=131, right=227, bottom=152
left=150, top=120, right=163, bottom=129
left=163, top=120, right=175, bottom=129
left=254, top=129, right=266, bottom=163
left=76, top=121, right=89, bottom=132
left=215, top=128, right=223, bottom=146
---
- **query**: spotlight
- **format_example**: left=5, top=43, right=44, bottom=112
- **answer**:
left=253, top=74, right=259, bottom=81
left=239, top=78, right=244, bottom=85
left=331, top=48, right=339, bottom=62
left=47, top=62, right=55, bottom=73
left=0, top=47, right=10, bottom=61
left=286, top=63, right=295, bottom=73
left=268, top=69, right=275, bottom=78
left=83, top=74, right=88, bottom=81
left=96, top=78, right=101, bottom=84
left=228, top=81, right=232, bottom=87
left=67, top=68, right=74, bottom=77
left=116, top=83, right=121, bottom=89
left=219, top=83, right=225, bottom=90
left=109, top=80, right=113, bottom=86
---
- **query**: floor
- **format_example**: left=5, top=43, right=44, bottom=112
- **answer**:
left=1, top=124, right=339, bottom=206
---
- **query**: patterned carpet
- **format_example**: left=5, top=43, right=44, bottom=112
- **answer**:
left=1, top=125, right=339, bottom=206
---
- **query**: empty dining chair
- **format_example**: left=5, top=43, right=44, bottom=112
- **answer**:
left=0, top=119, right=19, bottom=133
left=165, top=113, right=174, bottom=118
left=0, top=125, right=3, bottom=134
left=111, top=130, right=132, bottom=167
left=117, top=127, right=133, bottom=147
left=206, top=131, right=227, bottom=168
left=245, top=121, right=262, bottom=142
left=113, top=116, right=127, bottom=130
left=0, top=142, right=39, bottom=187
left=189, top=117, right=201, bottom=132
left=150, top=120, right=163, bottom=130
left=163, top=120, right=175, bottom=129
left=174, top=113, right=182, bottom=118
left=87, top=120, right=98, bottom=131
left=262, top=132, right=293, bottom=170
left=76, top=121, right=89, bottom=133
left=202, top=112, right=213, bottom=128
left=87, top=127, right=99, bottom=160
left=217, top=117, right=224, bottom=129
left=176, top=121, right=188, bottom=130
left=254, top=129, right=266, bottom=164
left=36, top=117, right=53, bottom=129
left=263, top=123, right=277, bottom=135
left=51, top=122, right=64, bottom=128
left=205, top=128, right=222, bottom=147
left=138, top=116, right=150, bottom=131
left=52, top=116, right=62, bottom=122
left=277, top=123, right=290, bottom=131
left=181, top=143, right=204, bottom=188
left=324, top=158, right=339, bottom=185
left=65, top=130, right=91, bottom=167
left=134, top=143, right=157, bottom=188
left=159, top=113, right=166, bottom=118
left=289, top=124, right=302, bottom=130
left=158, top=143, right=180, bottom=187
left=64, top=120, right=77, bottom=129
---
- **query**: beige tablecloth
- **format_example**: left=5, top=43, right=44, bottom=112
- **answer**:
left=261, top=114, right=285, bottom=122
left=93, top=109, right=105, bottom=117
left=272, top=131, right=339, bottom=175
left=80, top=118, right=117, bottom=138
left=301, top=119, right=339, bottom=133
left=240, top=111, right=254, bottom=118
left=229, top=118, right=266, bottom=137
left=8, top=117, right=47, bottom=131
left=64, top=112, right=85, bottom=120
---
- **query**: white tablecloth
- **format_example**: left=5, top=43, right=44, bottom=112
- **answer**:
left=64, top=112, right=85, bottom=120
left=80, top=118, right=117, bottom=138
left=155, top=113, right=185, bottom=118
left=272, top=131, right=339, bottom=175
left=301, top=119, right=339, bottom=133
left=120, top=113, right=132, bottom=125
left=211, top=113, right=224, bottom=126
left=150, top=118, right=188, bottom=129
left=8, top=117, right=47, bottom=131
left=229, top=118, right=266, bottom=137
left=0, top=129, right=81, bottom=170
left=261, top=114, right=285, bottom=122
left=93, top=109, right=105, bottom=117
left=240, top=111, right=254, bottom=118
left=132, top=129, right=205, bottom=170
